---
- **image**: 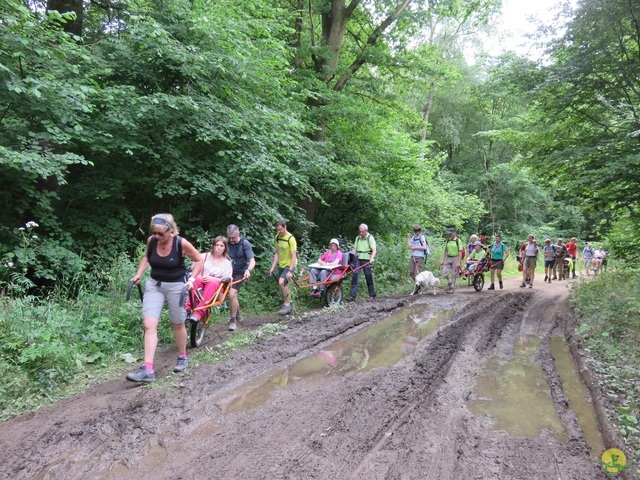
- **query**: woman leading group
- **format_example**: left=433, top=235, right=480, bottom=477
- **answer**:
left=127, top=214, right=202, bottom=383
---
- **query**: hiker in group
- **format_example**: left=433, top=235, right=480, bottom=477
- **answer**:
left=553, top=238, right=567, bottom=280
left=582, top=242, right=595, bottom=275
left=127, top=213, right=203, bottom=383
left=309, top=238, right=343, bottom=297
left=348, top=224, right=377, bottom=301
left=466, top=234, right=479, bottom=259
left=439, top=227, right=464, bottom=294
left=407, top=224, right=428, bottom=280
left=593, top=247, right=606, bottom=274
left=268, top=220, right=297, bottom=315
left=226, top=224, right=256, bottom=331
left=488, top=234, right=509, bottom=290
left=185, top=235, right=233, bottom=324
left=566, top=237, right=578, bottom=278
left=542, top=238, right=556, bottom=283
left=520, top=234, right=538, bottom=288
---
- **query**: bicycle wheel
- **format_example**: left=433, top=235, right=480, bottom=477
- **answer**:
left=189, top=320, right=206, bottom=348
left=325, top=283, right=343, bottom=306
left=473, top=273, right=485, bottom=291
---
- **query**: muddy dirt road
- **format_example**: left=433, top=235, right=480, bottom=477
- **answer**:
left=0, top=278, right=617, bottom=479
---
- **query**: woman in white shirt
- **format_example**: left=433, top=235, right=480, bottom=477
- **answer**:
left=186, top=236, right=233, bottom=322
left=520, top=234, right=539, bottom=288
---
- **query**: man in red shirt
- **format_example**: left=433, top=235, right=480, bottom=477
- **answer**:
left=566, top=237, right=578, bottom=279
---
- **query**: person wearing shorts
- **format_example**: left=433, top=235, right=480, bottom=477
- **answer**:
left=439, top=228, right=464, bottom=294
left=520, top=234, right=538, bottom=288
left=488, top=235, right=508, bottom=290
left=582, top=243, right=595, bottom=275
left=542, top=238, right=556, bottom=283
left=227, top=224, right=256, bottom=331
left=268, top=220, right=297, bottom=315
left=127, top=213, right=203, bottom=383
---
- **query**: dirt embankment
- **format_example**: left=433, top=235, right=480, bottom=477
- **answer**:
left=0, top=278, right=618, bottom=479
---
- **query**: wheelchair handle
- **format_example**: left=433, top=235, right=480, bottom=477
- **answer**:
left=126, top=281, right=143, bottom=302
left=179, top=286, right=190, bottom=308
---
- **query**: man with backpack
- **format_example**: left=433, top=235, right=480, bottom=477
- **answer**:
left=348, top=224, right=377, bottom=301
left=553, top=238, right=567, bottom=280
left=268, top=220, right=297, bottom=315
left=226, top=224, right=256, bottom=331
left=407, top=224, right=429, bottom=280
left=582, top=242, right=595, bottom=275
left=439, top=228, right=464, bottom=294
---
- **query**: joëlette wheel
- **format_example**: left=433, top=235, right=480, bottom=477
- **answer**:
left=325, top=283, right=343, bottom=306
left=473, top=273, right=485, bottom=291
left=189, top=320, right=206, bottom=348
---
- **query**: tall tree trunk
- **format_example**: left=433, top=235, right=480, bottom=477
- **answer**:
left=420, top=86, right=436, bottom=142
left=47, top=0, right=83, bottom=36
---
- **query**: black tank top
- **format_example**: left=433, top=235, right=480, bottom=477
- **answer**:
left=148, top=236, right=186, bottom=282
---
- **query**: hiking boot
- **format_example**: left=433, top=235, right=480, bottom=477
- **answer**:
left=126, top=365, right=155, bottom=383
left=544, top=275, right=548, bottom=281
left=277, top=304, right=291, bottom=315
left=552, top=275, right=557, bottom=280
left=346, top=296, right=356, bottom=302
left=548, top=278, right=551, bottom=283
left=529, top=284, right=533, bottom=288
left=173, top=356, right=188, bottom=373
left=572, top=274, right=577, bottom=279
left=236, top=310, right=243, bottom=322
left=228, top=318, right=237, bottom=331
left=446, top=285, right=454, bottom=294
left=520, top=283, right=526, bottom=288
left=499, top=281, right=503, bottom=289
left=487, top=284, right=495, bottom=290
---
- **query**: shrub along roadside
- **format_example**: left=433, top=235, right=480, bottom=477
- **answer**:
left=570, top=265, right=640, bottom=471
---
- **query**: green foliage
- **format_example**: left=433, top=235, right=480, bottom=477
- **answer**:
left=570, top=265, right=640, bottom=453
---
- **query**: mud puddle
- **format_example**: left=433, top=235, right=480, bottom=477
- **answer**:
left=550, top=335, right=606, bottom=457
left=468, top=335, right=567, bottom=441
left=223, top=304, right=457, bottom=414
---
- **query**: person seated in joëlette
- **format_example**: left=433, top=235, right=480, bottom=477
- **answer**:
left=185, top=236, right=233, bottom=321
left=462, top=241, right=486, bottom=276
left=309, top=238, right=343, bottom=297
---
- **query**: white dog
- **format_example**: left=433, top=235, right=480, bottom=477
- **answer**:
left=410, top=270, right=440, bottom=296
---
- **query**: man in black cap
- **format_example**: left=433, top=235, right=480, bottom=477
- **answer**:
left=439, top=228, right=464, bottom=293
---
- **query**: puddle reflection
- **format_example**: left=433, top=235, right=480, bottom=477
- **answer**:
left=550, top=336, right=605, bottom=457
left=224, top=304, right=456, bottom=413
left=468, top=336, right=567, bottom=442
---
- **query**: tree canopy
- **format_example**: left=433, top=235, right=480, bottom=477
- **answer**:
left=1, top=0, right=637, bottom=286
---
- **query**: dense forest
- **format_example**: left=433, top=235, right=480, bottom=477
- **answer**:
left=2, top=0, right=637, bottom=286
left=1, top=2, right=640, bottom=451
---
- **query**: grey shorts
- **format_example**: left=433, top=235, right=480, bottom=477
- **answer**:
left=142, top=279, right=186, bottom=324
left=442, top=257, right=460, bottom=278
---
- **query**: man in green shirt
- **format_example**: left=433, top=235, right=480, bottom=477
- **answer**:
left=268, top=220, right=297, bottom=315
left=348, top=223, right=377, bottom=301
left=439, top=228, right=464, bottom=294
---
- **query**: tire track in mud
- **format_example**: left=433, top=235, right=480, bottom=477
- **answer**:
left=348, top=293, right=530, bottom=480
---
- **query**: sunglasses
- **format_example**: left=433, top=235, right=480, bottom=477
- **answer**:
left=153, top=230, right=169, bottom=237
